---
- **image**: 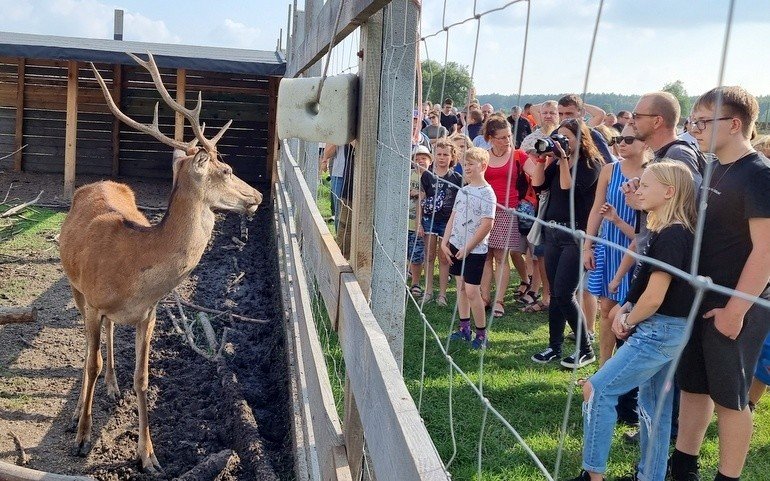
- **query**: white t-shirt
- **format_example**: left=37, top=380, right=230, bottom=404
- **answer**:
left=449, top=184, right=496, bottom=255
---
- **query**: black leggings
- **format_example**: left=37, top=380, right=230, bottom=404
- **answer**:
left=543, top=227, right=592, bottom=354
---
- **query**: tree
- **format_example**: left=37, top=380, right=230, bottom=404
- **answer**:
left=421, top=60, right=473, bottom=108
left=662, top=80, right=691, bottom=120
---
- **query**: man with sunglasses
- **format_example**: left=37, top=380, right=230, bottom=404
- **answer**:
left=629, top=92, right=703, bottom=188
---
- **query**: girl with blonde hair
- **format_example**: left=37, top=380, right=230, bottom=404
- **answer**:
left=567, top=160, right=697, bottom=481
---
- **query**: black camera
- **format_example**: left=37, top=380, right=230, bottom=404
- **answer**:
left=533, top=133, right=570, bottom=156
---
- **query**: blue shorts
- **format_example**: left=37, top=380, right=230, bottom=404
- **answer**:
left=421, top=216, right=448, bottom=236
left=407, top=230, right=425, bottom=265
left=755, top=333, right=770, bottom=385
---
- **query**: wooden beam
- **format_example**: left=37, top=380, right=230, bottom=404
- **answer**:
left=175, top=68, right=186, bottom=142
left=13, top=57, right=24, bottom=172
left=111, top=64, right=122, bottom=176
left=64, top=60, right=78, bottom=198
left=344, top=13, right=383, bottom=478
left=267, top=76, right=280, bottom=194
left=276, top=169, right=353, bottom=481
left=0, top=461, right=94, bottom=481
left=0, top=307, right=37, bottom=325
left=338, top=274, right=448, bottom=481
left=286, top=0, right=392, bottom=78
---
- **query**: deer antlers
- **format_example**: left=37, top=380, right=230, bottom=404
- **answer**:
left=90, top=52, right=232, bottom=154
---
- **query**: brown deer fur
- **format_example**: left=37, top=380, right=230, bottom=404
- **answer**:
left=59, top=53, right=263, bottom=475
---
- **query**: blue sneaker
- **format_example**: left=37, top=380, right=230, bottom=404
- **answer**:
left=450, top=329, right=471, bottom=343
left=471, top=336, right=488, bottom=350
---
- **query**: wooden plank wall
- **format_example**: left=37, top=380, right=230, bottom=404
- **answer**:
left=0, top=56, right=275, bottom=184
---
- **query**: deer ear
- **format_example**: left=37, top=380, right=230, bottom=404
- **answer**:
left=193, top=151, right=210, bottom=173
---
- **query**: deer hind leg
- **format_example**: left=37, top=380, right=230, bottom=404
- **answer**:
left=73, top=305, right=103, bottom=457
left=134, top=308, right=162, bottom=474
left=68, top=285, right=87, bottom=433
left=103, top=318, right=120, bottom=401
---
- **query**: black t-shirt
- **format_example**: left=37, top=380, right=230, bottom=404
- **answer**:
left=440, top=112, right=459, bottom=133
left=420, top=168, right=463, bottom=221
left=539, top=157, right=600, bottom=230
left=699, top=152, right=770, bottom=311
left=626, top=224, right=694, bottom=317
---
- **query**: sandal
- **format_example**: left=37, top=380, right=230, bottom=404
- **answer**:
left=493, top=301, right=505, bottom=318
left=521, top=300, right=548, bottom=313
left=516, top=275, right=533, bottom=297
left=422, top=292, right=433, bottom=303
left=436, top=295, right=448, bottom=307
left=410, top=285, right=424, bottom=298
left=517, top=290, right=539, bottom=306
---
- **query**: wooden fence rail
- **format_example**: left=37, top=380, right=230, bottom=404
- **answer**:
left=276, top=142, right=448, bottom=481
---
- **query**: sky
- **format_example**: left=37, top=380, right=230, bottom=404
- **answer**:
left=0, top=0, right=768, bottom=97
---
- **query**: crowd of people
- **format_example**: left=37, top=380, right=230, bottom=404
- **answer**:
left=407, top=87, right=770, bottom=481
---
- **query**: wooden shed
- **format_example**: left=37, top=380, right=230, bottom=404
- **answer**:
left=0, top=32, right=285, bottom=194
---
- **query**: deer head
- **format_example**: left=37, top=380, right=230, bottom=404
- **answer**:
left=90, top=52, right=262, bottom=216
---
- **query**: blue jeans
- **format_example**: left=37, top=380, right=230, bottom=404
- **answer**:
left=330, top=175, right=344, bottom=231
left=582, top=313, right=687, bottom=481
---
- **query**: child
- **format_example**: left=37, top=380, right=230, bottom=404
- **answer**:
left=408, top=146, right=431, bottom=298
left=420, top=139, right=463, bottom=306
left=442, top=147, right=496, bottom=349
left=568, top=160, right=697, bottom=481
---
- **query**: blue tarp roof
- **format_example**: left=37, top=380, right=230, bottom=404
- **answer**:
left=0, top=31, right=285, bottom=76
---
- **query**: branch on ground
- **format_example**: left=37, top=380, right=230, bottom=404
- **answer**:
left=0, top=191, right=43, bottom=218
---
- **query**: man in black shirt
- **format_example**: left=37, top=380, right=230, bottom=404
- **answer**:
left=439, top=98, right=459, bottom=134
left=671, top=86, right=770, bottom=481
left=506, top=106, right=532, bottom=148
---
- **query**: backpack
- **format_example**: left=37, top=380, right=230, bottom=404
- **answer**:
left=660, top=139, right=708, bottom=175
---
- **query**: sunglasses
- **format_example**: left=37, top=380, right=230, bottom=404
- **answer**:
left=611, top=136, right=638, bottom=146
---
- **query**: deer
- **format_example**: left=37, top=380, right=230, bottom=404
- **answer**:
left=58, top=52, right=263, bottom=475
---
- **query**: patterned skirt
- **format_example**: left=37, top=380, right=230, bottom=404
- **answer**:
left=488, top=207, right=526, bottom=253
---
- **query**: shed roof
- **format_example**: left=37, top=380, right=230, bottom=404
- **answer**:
left=0, top=31, right=285, bottom=76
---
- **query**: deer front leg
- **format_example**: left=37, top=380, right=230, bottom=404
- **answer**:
left=134, top=309, right=162, bottom=474
left=103, top=318, right=120, bottom=401
left=73, top=306, right=102, bottom=457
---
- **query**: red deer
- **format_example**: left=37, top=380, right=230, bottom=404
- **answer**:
left=59, top=52, right=262, bottom=474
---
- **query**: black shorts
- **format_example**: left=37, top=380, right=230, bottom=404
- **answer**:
left=677, top=292, right=770, bottom=410
left=447, top=243, right=486, bottom=285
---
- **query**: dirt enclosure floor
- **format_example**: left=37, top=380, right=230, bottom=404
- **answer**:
left=0, top=172, right=292, bottom=480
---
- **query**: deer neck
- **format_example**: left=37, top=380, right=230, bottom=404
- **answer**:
left=154, top=184, right=215, bottom=281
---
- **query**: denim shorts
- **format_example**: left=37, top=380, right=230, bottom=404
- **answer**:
left=407, top=230, right=425, bottom=265
left=422, top=216, right=448, bottom=236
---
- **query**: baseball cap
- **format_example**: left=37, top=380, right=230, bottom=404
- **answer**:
left=412, top=145, right=432, bottom=159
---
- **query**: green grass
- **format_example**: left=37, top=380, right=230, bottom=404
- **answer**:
left=311, top=179, right=769, bottom=479
left=400, top=279, right=770, bottom=480
left=0, top=204, right=65, bottom=254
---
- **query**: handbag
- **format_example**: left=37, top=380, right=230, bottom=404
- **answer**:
left=516, top=200, right=535, bottom=235
left=526, top=190, right=550, bottom=246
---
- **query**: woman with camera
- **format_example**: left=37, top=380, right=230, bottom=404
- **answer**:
left=530, top=118, right=604, bottom=369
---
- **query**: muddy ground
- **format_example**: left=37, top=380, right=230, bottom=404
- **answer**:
left=0, top=171, right=292, bottom=480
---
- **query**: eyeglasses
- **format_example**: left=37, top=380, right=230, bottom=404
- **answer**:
left=688, top=117, right=733, bottom=131
left=610, top=136, right=638, bottom=146
left=631, top=112, right=660, bottom=120
left=493, top=134, right=511, bottom=140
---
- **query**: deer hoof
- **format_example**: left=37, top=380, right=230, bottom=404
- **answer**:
left=140, top=455, right=163, bottom=476
left=66, top=417, right=79, bottom=433
left=106, top=387, right=122, bottom=402
left=73, top=440, right=92, bottom=457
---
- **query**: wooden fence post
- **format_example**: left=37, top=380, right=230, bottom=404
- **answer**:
left=13, top=58, right=25, bottom=172
left=64, top=60, right=79, bottom=199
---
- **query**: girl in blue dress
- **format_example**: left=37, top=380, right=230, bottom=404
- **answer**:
left=584, top=125, right=651, bottom=366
